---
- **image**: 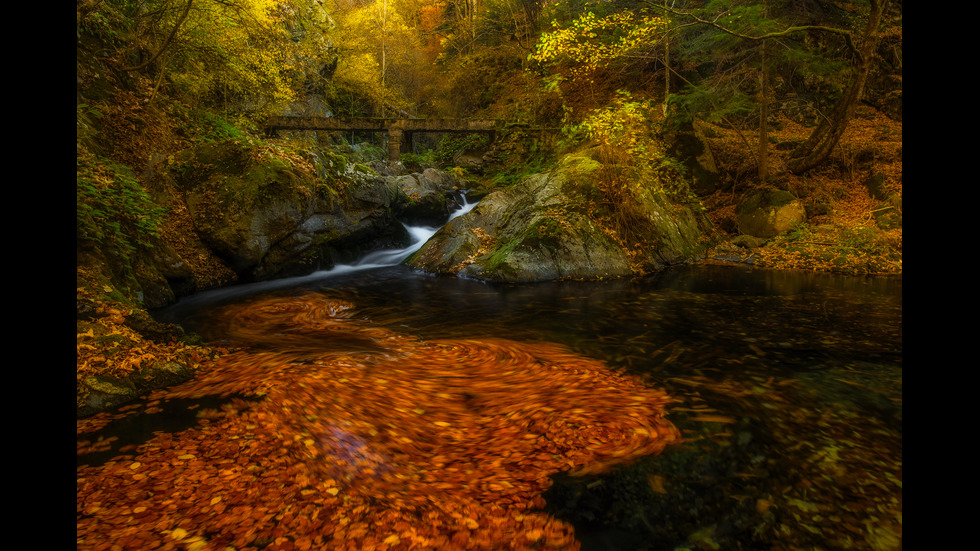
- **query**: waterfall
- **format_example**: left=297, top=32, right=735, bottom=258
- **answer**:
left=157, top=194, right=481, bottom=316
left=314, top=193, right=478, bottom=277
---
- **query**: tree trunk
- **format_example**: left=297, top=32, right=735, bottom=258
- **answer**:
left=786, top=0, right=890, bottom=174
left=758, top=28, right=769, bottom=181
left=120, top=0, right=194, bottom=73
left=663, top=0, right=670, bottom=116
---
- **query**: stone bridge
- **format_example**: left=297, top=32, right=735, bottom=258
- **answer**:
left=264, top=116, right=505, bottom=163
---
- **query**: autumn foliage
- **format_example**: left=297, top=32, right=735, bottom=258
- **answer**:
left=78, top=293, right=681, bottom=550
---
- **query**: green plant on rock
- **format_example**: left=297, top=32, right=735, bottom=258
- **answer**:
left=577, top=91, right=701, bottom=257
left=77, top=103, right=102, bottom=151
left=580, top=91, right=659, bottom=209
left=77, top=154, right=169, bottom=295
left=353, top=163, right=376, bottom=175
left=401, top=150, right=436, bottom=171
left=195, top=112, right=246, bottom=143
left=433, top=133, right=490, bottom=167
left=77, top=158, right=168, bottom=252
left=584, top=92, right=653, bottom=163
left=487, top=150, right=553, bottom=189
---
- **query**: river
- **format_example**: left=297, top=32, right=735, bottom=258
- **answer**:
left=77, top=202, right=902, bottom=550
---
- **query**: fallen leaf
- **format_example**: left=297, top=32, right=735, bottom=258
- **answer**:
left=647, top=474, right=667, bottom=494
left=691, top=415, right=737, bottom=424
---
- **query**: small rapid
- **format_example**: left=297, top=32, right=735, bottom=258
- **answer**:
left=313, top=193, right=478, bottom=277
left=156, top=193, right=480, bottom=313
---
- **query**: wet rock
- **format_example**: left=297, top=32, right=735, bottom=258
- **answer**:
left=78, top=361, right=196, bottom=418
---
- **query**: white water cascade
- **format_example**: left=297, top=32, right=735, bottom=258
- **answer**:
left=312, top=193, right=479, bottom=277
left=160, top=194, right=481, bottom=311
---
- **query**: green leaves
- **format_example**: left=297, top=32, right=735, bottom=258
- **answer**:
left=76, top=155, right=169, bottom=257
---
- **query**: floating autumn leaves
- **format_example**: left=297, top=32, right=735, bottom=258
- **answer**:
left=78, top=293, right=681, bottom=550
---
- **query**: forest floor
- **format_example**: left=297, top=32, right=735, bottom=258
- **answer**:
left=696, top=105, right=902, bottom=275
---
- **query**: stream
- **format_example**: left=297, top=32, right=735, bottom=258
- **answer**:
left=78, top=196, right=902, bottom=550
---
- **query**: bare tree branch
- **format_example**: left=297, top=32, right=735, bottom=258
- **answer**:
left=643, top=1, right=861, bottom=62
left=120, top=0, right=194, bottom=72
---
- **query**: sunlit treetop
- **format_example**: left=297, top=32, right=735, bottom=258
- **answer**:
left=529, top=10, right=667, bottom=80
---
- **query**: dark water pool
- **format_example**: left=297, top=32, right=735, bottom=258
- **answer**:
left=104, top=263, right=903, bottom=550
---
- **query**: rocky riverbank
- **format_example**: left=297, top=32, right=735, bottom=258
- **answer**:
left=77, top=134, right=722, bottom=416
left=77, top=110, right=901, bottom=418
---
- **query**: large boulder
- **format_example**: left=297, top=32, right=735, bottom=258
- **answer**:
left=388, top=168, right=483, bottom=226
left=736, top=189, right=807, bottom=238
left=174, top=141, right=321, bottom=280
left=406, top=152, right=715, bottom=282
left=390, top=173, right=450, bottom=226
left=265, top=171, right=408, bottom=276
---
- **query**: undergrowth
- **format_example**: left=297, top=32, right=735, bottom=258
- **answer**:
left=700, top=106, right=902, bottom=275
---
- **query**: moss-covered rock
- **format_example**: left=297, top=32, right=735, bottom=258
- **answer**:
left=172, top=141, right=317, bottom=278
left=164, top=140, right=429, bottom=283
left=407, top=152, right=715, bottom=282
left=736, top=189, right=807, bottom=239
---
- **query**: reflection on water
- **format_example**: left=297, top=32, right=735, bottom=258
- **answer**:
left=117, top=264, right=901, bottom=549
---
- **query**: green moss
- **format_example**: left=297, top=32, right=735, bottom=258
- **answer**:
left=481, top=215, right=562, bottom=277
left=482, top=237, right=522, bottom=274
left=319, top=151, right=350, bottom=174
left=520, top=217, right=562, bottom=252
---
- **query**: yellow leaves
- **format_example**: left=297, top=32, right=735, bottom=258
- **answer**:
left=525, top=528, right=544, bottom=541
left=756, top=498, right=773, bottom=514
left=165, top=527, right=208, bottom=550
left=530, top=10, right=666, bottom=80
left=161, top=0, right=299, bottom=109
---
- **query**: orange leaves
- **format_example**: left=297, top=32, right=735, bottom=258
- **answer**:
left=76, top=295, right=217, bottom=401
left=78, top=294, right=682, bottom=550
